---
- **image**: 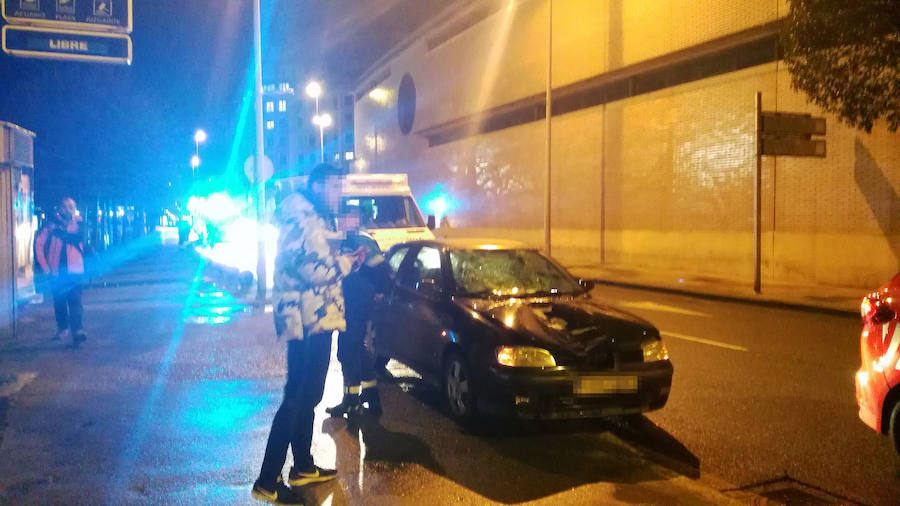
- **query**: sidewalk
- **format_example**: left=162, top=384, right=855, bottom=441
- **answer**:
left=568, top=264, right=866, bottom=315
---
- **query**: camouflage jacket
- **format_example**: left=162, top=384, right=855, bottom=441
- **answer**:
left=273, top=192, right=353, bottom=340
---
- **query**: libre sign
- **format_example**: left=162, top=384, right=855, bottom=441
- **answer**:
left=1, top=0, right=132, bottom=64
left=2, top=25, right=131, bottom=64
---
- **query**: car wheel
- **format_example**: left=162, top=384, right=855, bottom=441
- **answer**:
left=890, top=400, right=900, bottom=458
left=444, top=352, right=477, bottom=425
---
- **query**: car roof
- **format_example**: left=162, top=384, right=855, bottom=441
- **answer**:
left=392, top=237, right=533, bottom=251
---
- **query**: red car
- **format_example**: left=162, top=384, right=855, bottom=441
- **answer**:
left=856, top=273, right=900, bottom=455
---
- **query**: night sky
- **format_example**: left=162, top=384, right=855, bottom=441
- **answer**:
left=0, top=0, right=268, bottom=210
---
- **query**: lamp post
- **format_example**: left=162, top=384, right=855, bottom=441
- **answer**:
left=305, top=81, right=324, bottom=162
left=312, top=113, right=333, bottom=162
left=190, top=155, right=201, bottom=183
left=253, top=0, right=267, bottom=301
left=193, top=129, right=206, bottom=182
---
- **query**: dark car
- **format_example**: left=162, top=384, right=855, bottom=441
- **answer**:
left=370, top=238, right=673, bottom=424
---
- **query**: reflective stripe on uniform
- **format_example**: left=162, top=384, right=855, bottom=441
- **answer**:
left=344, top=385, right=361, bottom=394
left=361, top=379, right=378, bottom=389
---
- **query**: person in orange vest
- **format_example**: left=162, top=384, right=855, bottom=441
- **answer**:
left=35, top=197, right=87, bottom=346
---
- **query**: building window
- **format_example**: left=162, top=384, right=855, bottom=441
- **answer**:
left=278, top=100, right=287, bottom=112
left=266, top=101, right=274, bottom=113
left=345, top=151, right=354, bottom=161
left=266, top=120, right=275, bottom=130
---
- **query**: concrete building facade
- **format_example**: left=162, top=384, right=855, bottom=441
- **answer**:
left=352, top=0, right=900, bottom=290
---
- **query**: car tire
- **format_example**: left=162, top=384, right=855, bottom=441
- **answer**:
left=890, top=399, right=900, bottom=458
left=444, top=352, right=477, bottom=426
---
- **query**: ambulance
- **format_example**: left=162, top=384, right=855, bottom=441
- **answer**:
left=273, top=173, right=435, bottom=252
left=856, top=273, right=900, bottom=456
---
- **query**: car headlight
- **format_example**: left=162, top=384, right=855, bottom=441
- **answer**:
left=496, top=346, right=557, bottom=368
left=641, top=339, right=670, bottom=362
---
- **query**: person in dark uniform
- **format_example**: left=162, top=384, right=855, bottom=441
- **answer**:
left=327, top=229, right=391, bottom=417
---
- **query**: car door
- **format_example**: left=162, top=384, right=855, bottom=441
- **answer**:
left=371, top=246, right=412, bottom=361
left=391, top=245, right=448, bottom=378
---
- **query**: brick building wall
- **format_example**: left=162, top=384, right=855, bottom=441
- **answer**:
left=353, top=0, right=899, bottom=289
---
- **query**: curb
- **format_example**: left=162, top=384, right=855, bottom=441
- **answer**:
left=590, top=278, right=860, bottom=317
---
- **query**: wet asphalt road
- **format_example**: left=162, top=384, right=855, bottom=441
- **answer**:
left=590, top=283, right=900, bottom=506
left=0, top=245, right=895, bottom=505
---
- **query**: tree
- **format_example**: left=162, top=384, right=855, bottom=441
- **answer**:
left=782, top=0, right=900, bottom=132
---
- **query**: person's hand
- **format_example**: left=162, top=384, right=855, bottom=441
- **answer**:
left=350, top=246, right=368, bottom=268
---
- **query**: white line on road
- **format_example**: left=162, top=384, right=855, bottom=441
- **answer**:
left=662, top=331, right=749, bottom=352
left=620, top=301, right=712, bottom=318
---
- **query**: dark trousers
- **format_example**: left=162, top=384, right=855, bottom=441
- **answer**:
left=337, top=317, right=375, bottom=388
left=52, top=276, right=83, bottom=333
left=258, top=332, right=332, bottom=487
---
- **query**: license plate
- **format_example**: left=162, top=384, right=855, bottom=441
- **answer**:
left=574, top=375, right=638, bottom=395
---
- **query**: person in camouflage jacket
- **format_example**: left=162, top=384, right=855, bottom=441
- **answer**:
left=254, top=164, right=365, bottom=504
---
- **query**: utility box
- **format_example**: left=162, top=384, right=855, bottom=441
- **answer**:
left=0, top=121, right=36, bottom=340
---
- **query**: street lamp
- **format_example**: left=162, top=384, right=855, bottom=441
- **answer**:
left=193, top=129, right=207, bottom=182
left=312, top=113, right=333, bottom=162
left=305, top=80, right=325, bottom=161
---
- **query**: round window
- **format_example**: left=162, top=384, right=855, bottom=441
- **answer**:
left=397, top=73, right=416, bottom=135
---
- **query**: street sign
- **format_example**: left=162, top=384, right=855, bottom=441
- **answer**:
left=761, top=136, right=826, bottom=157
left=243, top=155, right=274, bottom=184
left=1, top=0, right=132, bottom=33
left=2, top=25, right=131, bottom=64
left=760, top=112, right=826, bottom=136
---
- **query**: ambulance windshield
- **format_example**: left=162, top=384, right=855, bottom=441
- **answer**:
left=342, top=196, right=426, bottom=229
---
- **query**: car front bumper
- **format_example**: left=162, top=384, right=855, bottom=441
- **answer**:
left=856, top=366, right=888, bottom=432
left=476, top=361, right=673, bottom=420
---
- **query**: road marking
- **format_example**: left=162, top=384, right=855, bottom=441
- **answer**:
left=620, top=301, right=711, bottom=318
left=662, top=331, right=749, bottom=352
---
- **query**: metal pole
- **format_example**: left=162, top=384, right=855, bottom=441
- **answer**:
left=543, top=0, right=552, bottom=255
left=253, top=0, right=267, bottom=302
left=753, top=91, right=762, bottom=294
left=316, top=97, right=324, bottom=162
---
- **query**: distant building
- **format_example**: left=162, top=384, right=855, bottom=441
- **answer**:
left=263, top=81, right=355, bottom=177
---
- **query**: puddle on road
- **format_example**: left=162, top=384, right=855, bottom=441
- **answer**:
left=183, top=283, right=246, bottom=326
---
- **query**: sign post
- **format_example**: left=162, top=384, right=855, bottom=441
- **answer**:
left=753, top=94, right=827, bottom=294
left=1, top=0, right=132, bottom=64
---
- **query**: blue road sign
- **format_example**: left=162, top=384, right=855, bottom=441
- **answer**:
left=1, top=0, right=132, bottom=33
left=2, top=25, right=131, bottom=64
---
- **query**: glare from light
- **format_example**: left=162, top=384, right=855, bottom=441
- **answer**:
left=194, top=129, right=208, bottom=144
left=504, top=315, right=515, bottom=327
left=313, top=113, right=333, bottom=128
left=190, top=155, right=201, bottom=169
left=368, top=87, right=389, bottom=105
left=305, top=80, right=322, bottom=99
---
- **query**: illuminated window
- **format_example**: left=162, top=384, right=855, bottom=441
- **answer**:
left=345, top=151, right=354, bottom=161
left=265, top=101, right=274, bottom=113
left=278, top=100, right=287, bottom=112
left=266, top=120, right=275, bottom=130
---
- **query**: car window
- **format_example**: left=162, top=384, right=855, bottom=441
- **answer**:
left=387, top=247, right=409, bottom=274
left=413, top=247, right=442, bottom=285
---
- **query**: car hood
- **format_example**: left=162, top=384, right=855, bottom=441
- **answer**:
left=458, top=294, right=657, bottom=355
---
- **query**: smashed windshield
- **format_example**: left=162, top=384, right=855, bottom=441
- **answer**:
left=343, top=196, right=425, bottom=229
left=449, top=249, right=581, bottom=297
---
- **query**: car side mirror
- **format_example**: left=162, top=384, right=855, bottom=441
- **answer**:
left=416, top=278, right=442, bottom=299
left=579, top=278, right=595, bottom=291
left=873, top=303, right=896, bottom=324
left=427, top=214, right=436, bottom=230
